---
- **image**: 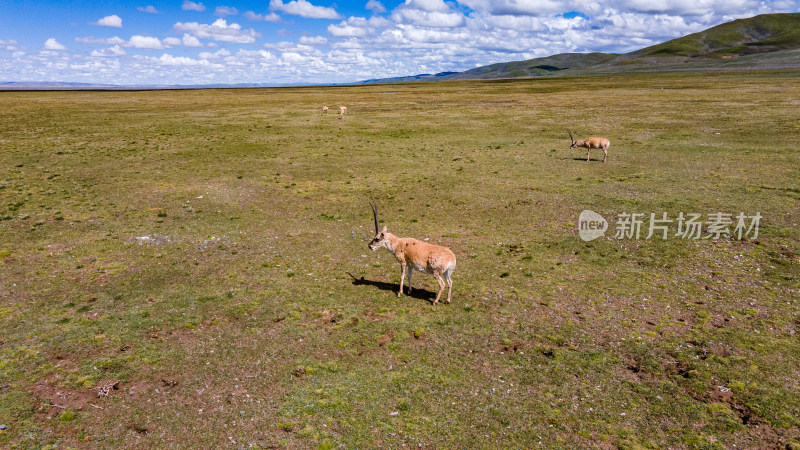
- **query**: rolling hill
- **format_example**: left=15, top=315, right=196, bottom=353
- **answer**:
left=362, top=12, right=800, bottom=84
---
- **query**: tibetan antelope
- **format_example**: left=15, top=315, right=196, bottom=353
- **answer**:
left=368, top=200, right=456, bottom=305
left=322, top=105, right=328, bottom=114
left=568, top=130, right=610, bottom=163
left=338, top=106, right=347, bottom=119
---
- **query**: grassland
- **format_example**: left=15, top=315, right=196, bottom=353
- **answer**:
left=1, top=70, right=799, bottom=448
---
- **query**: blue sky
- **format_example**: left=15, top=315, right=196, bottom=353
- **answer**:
left=1, top=0, right=798, bottom=86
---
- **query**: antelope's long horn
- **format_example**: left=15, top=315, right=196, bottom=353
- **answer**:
left=369, top=199, right=379, bottom=235
left=567, top=129, right=574, bottom=144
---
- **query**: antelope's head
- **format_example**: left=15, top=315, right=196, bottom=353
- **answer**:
left=368, top=199, right=389, bottom=251
left=568, top=129, right=577, bottom=149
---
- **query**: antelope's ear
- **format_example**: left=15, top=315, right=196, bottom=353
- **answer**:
left=382, top=226, right=387, bottom=233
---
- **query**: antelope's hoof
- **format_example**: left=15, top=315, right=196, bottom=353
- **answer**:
left=397, top=292, right=402, bottom=298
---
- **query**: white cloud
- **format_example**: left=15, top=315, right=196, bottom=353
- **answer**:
left=92, top=14, right=123, bottom=27
left=199, top=48, right=231, bottom=59
left=182, top=34, right=204, bottom=47
left=0, top=39, right=19, bottom=51
left=281, top=52, right=309, bottom=63
left=215, top=6, right=239, bottom=16
left=244, top=11, right=282, bottom=22
left=158, top=53, right=222, bottom=67
left=182, top=0, right=206, bottom=12
left=329, top=23, right=370, bottom=37
left=76, top=36, right=128, bottom=45
left=328, top=15, right=392, bottom=36
left=43, top=38, right=67, bottom=50
left=129, top=35, right=167, bottom=49
left=480, top=0, right=572, bottom=17
left=617, top=0, right=761, bottom=17
left=175, top=19, right=261, bottom=43
left=299, top=35, right=329, bottom=44
left=264, top=41, right=318, bottom=54
left=366, top=0, right=387, bottom=14
left=91, top=45, right=127, bottom=57
left=269, top=0, right=342, bottom=19
left=234, top=48, right=277, bottom=61
left=392, top=0, right=466, bottom=27
left=137, top=5, right=158, bottom=13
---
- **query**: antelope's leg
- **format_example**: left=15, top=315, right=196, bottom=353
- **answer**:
left=587, top=149, right=591, bottom=161
left=444, top=272, right=453, bottom=304
left=433, top=273, right=445, bottom=305
left=407, top=267, right=413, bottom=294
left=603, top=148, right=608, bottom=163
left=398, top=264, right=407, bottom=297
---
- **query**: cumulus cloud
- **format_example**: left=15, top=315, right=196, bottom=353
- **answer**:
left=91, top=45, right=127, bottom=57
left=281, top=52, right=308, bottom=63
left=163, top=37, right=182, bottom=46
left=0, top=39, right=19, bottom=51
left=129, top=35, right=167, bottom=49
left=299, top=35, right=329, bottom=45
left=182, top=0, right=205, bottom=12
left=175, top=19, right=261, bottom=43
left=182, top=34, right=204, bottom=47
left=617, top=0, right=760, bottom=17
left=328, top=16, right=392, bottom=37
left=366, top=0, right=387, bottom=14
left=75, top=36, right=128, bottom=45
left=157, top=53, right=223, bottom=67
left=77, top=34, right=203, bottom=49
left=392, top=0, right=466, bottom=27
left=215, top=6, right=239, bottom=16
left=488, top=0, right=572, bottom=16
left=244, top=11, right=281, bottom=22
left=199, top=48, right=232, bottom=59
left=269, top=0, right=342, bottom=19
left=92, top=14, right=123, bottom=27
left=43, top=38, right=67, bottom=50
left=137, top=5, right=158, bottom=13
left=264, top=41, right=318, bottom=54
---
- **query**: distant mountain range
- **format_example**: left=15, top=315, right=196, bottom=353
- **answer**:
left=360, top=12, right=800, bottom=84
left=3, top=13, right=799, bottom=90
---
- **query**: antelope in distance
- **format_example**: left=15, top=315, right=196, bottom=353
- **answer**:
left=322, top=105, right=328, bottom=114
left=568, top=130, right=610, bottom=163
left=367, top=200, right=456, bottom=305
left=338, top=106, right=347, bottom=119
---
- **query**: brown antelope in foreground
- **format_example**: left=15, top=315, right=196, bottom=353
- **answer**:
left=568, top=130, right=610, bottom=162
left=368, top=200, right=456, bottom=305
left=338, top=106, right=347, bottom=119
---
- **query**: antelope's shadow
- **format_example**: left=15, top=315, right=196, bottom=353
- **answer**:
left=564, top=157, right=603, bottom=162
left=347, top=272, right=436, bottom=302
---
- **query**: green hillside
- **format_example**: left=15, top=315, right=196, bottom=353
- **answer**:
left=634, top=13, right=800, bottom=58
left=451, top=53, right=618, bottom=79
left=362, top=13, right=800, bottom=84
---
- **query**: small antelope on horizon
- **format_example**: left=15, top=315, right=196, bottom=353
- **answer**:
left=322, top=105, right=328, bottom=114
left=367, top=200, right=456, bottom=305
left=568, top=130, right=610, bottom=163
left=338, top=106, right=347, bottom=119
